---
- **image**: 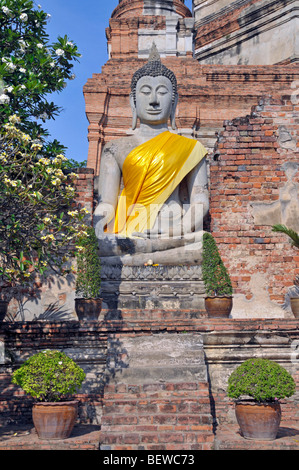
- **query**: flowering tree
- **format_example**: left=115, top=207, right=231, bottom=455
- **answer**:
left=0, top=0, right=80, bottom=156
left=0, top=115, right=89, bottom=285
left=0, top=2, right=90, bottom=287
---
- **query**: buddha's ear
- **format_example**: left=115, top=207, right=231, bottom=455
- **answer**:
left=130, top=93, right=137, bottom=130
left=170, top=93, right=178, bottom=130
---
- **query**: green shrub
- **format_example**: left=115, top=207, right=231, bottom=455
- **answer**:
left=227, top=358, right=296, bottom=402
left=75, top=226, right=101, bottom=299
left=12, top=350, right=86, bottom=402
left=202, top=232, right=233, bottom=297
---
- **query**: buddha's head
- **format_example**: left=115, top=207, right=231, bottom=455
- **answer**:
left=130, top=43, right=178, bottom=130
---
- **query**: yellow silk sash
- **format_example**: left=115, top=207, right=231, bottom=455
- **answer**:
left=107, top=131, right=207, bottom=237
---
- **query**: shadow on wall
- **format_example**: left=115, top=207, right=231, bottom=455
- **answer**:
left=3, top=272, right=77, bottom=322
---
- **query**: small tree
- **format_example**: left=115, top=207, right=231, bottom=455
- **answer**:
left=12, top=350, right=86, bottom=402
left=0, top=115, right=89, bottom=285
left=227, top=358, right=296, bottom=403
left=75, top=227, right=101, bottom=299
left=0, top=0, right=80, bottom=155
left=202, top=232, right=233, bottom=297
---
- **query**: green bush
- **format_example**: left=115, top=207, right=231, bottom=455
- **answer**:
left=227, top=358, right=296, bottom=403
left=12, top=350, right=86, bottom=402
left=75, top=226, right=101, bottom=299
left=202, top=232, right=233, bottom=297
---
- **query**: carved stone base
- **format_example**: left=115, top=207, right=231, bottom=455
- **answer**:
left=100, top=264, right=206, bottom=310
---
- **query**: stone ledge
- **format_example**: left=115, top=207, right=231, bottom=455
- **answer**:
left=0, top=424, right=101, bottom=450
left=214, top=422, right=299, bottom=450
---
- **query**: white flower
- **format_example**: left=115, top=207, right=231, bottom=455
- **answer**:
left=50, top=62, right=55, bottom=67
left=2, top=6, right=11, bottom=15
left=18, top=40, right=27, bottom=50
left=37, top=43, right=43, bottom=49
left=19, top=68, right=26, bottom=73
left=66, top=41, right=74, bottom=47
left=39, top=112, right=48, bottom=121
left=5, top=86, right=13, bottom=93
left=7, top=62, right=16, bottom=71
left=47, top=13, right=51, bottom=19
left=20, top=13, right=28, bottom=22
left=55, top=49, right=65, bottom=57
left=0, top=94, right=10, bottom=104
left=38, top=4, right=42, bottom=9
left=9, top=115, right=21, bottom=124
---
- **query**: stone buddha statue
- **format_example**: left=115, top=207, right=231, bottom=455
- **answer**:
left=94, top=44, right=209, bottom=266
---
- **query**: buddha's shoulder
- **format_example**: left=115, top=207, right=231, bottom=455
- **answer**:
left=102, top=135, right=140, bottom=158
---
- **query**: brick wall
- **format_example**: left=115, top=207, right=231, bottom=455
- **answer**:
left=210, top=96, right=299, bottom=310
left=100, top=381, right=214, bottom=450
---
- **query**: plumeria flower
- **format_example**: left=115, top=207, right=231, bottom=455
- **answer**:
left=38, top=157, right=50, bottom=165
left=2, top=6, right=11, bottom=15
left=55, top=49, right=65, bottom=57
left=0, top=94, right=10, bottom=104
left=9, top=115, right=21, bottom=123
left=20, top=13, right=28, bottom=22
left=19, top=68, right=26, bottom=73
left=68, top=210, right=79, bottom=217
left=7, top=63, right=16, bottom=71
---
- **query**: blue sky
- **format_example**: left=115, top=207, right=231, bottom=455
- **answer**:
left=41, top=0, right=193, bottom=164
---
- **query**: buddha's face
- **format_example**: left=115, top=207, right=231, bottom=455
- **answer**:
left=135, top=75, right=174, bottom=126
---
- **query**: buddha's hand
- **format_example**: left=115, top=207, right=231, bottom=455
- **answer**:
left=93, top=203, right=115, bottom=238
left=132, top=227, right=183, bottom=239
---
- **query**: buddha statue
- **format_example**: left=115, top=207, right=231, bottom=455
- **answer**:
left=94, top=44, right=209, bottom=266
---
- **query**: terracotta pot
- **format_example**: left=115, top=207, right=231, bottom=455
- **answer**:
left=0, top=300, right=8, bottom=322
left=32, top=400, right=78, bottom=440
left=205, top=296, right=233, bottom=318
left=290, top=298, right=299, bottom=319
left=75, top=298, right=102, bottom=321
left=235, top=400, right=281, bottom=440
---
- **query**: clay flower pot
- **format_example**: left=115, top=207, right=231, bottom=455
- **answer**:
left=75, top=298, right=102, bottom=321
left=235, top=400, right=281, bottom=440
left=205, top=296, right=233, bottom=318
left=32, top=400, right=79, bottom=440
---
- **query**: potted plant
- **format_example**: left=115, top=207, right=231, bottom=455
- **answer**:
left=272, top=224, right=299, bottom=318
left=12, top=350, right=86, bottom=440
left=227, top=358, right=296, bottom=440
left=75, top=226, right=102, bottom=320
left=202, top=232, right=233, bottom=317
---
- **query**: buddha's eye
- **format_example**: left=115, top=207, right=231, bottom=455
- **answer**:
left=157, top=87, right=169, bottom=95
left=140, top=86, right=151, bottom=95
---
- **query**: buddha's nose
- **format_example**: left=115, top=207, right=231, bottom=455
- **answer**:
left=149, top=92, right=159, bottom=107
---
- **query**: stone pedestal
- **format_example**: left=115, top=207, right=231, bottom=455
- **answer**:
left=100, top=264, right=206, bottom=311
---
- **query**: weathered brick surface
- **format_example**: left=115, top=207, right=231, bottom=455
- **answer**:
left=210, top=96, right=299, bottom=306
left=99, top=381, right=214, bottom=450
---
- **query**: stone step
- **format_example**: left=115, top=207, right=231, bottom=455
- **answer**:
left=214, top=423, right=299, bottom=450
